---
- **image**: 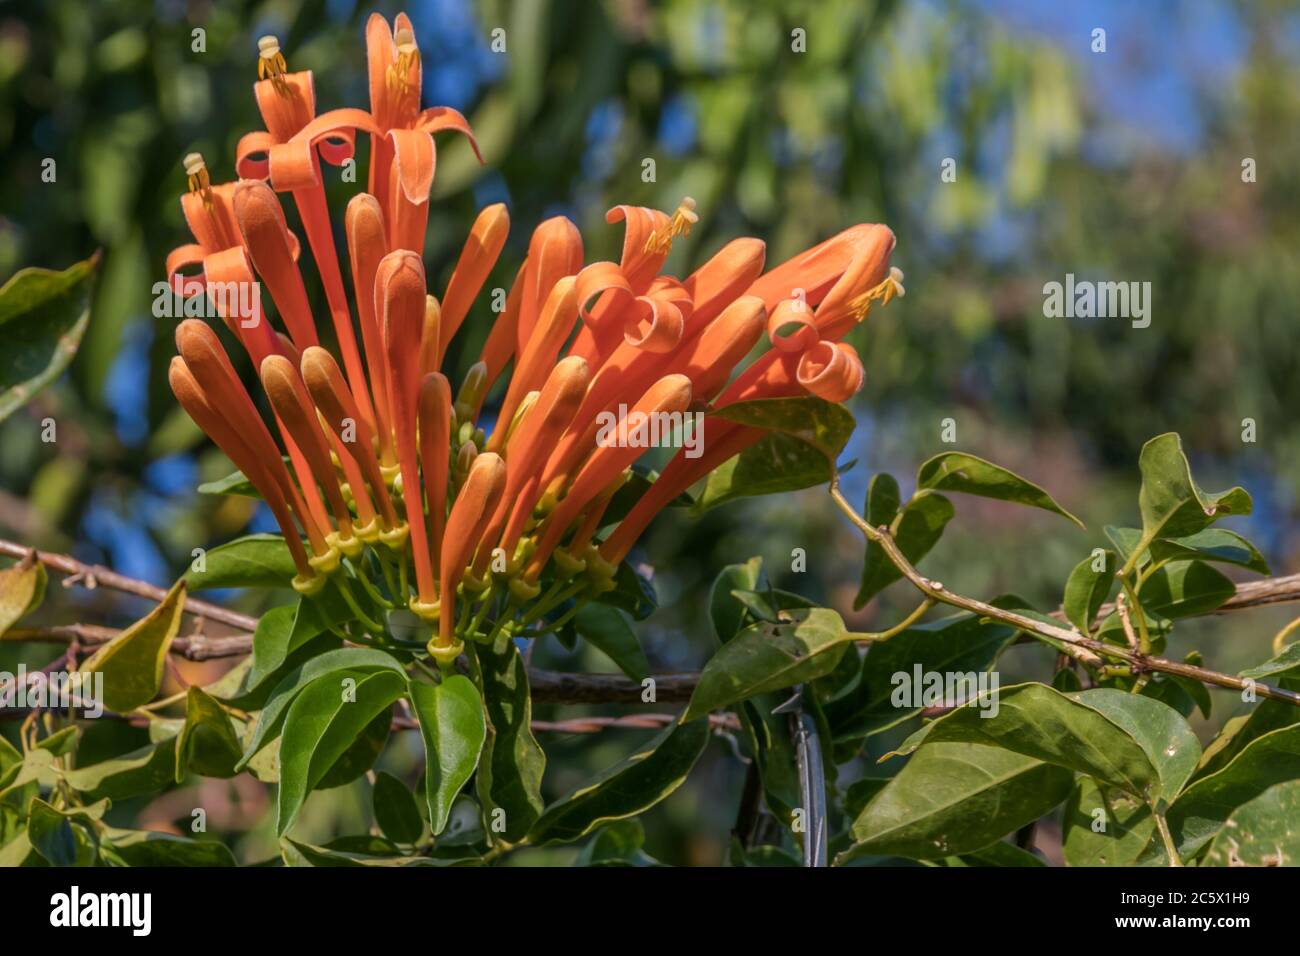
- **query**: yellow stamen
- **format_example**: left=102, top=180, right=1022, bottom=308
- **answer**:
left=848, top=266, right=906, bottom=322
left=643, top=197, right=699, bottom=255
left=386, top=27, right=420, bottom=97
left=183, top=152, right=212, bottom=207
left=257, top=35, right=290, bottom=93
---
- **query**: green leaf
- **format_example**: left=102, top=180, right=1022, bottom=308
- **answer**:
left=34, top=726, right=80, bottom=757
left=574, top=819, right=660, bottom=867
left=184, top=534, right=298, bottom=590
left=102, top=827, right=237, bottom=866
left=708, top=557, right=763, bottom=643
left=595, top=560, right=657, bottom=620
left=1139, top=561, right=1235, bottom=618
left=79, top=579, right=186, bottom=712
left=1168, top=723, right=1300, bottom=856
left=175, top=687, right=243, bottom=781
left=1062, top=777, right=1160, bottom=867
left=0, top=253, right=97, bottom=423
left=471, top=639, right=545, bottom=843
left=238, top=647, right=406, bottom=769
left=841, top=742, right=1072, bottom=862
left=28, top=798, right=102, bottom=866
left=196, top=463, right=286, bottom=499
left=856, top=486, right=954, bottom=609
left=528, top=718, right=710, bottom=845
left=695, top=395, right=856, bottom=511
left=571, top=604, right=651, bottom=681
left=276, top=669, right=406, bottom=835
left=1133, top=433, right=1251, bottom=563
left=315, top=710, right=390, bottom=788
left=1203, top=780, right=1300, bottom=867
left=1148, top=528, right=1269, bottom=575
left=916, top=451, right=1084, bottom=528
left=1070, top=689, right=1202, bottom=799
left=409, top=675, right=487, bottom=835
left=696, top=431, right=834, bottom=512
left=372, top=771, right=424, bottom=845
left=941, top=841, right=1047, bottom=867
left=0, top=559, right=47, bottom=636
left=1062, top=549, right=1116, bottom=634
left=824, top=610, right=1016, bottom=743
left=1240, top=644, right=1300, bottom=682
left=280, top=837, right=442, bottom=867
left=247, top=593, right=354, bottom=689
left=684, top=607, right=854, bottom=721
left=63, top=740, right=177, bottom=802
left=891, top=682, right=1162, bottom=800
left=709, top=395, right=856, bottom=462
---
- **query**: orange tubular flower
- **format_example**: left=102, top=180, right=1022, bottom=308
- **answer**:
left=417, top=372, right=453, bottom=584
left=438, top=453, right=506, bottom=651
left=379, top=250, right=438, bottom=617
left=168, top=357, right=315, bottom=588
left=300, top=346, right=399, bottom=538
left=167, top=11, right=901, bottom=664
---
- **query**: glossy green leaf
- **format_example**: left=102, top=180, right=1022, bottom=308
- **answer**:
left=79, top=579, right=186, bottom=712
left=175, top=687, right=243, bottom=781
left=1062, top=777, right=1160, bottom=867
left=708, top=557, right=763, bottom=644
left=528, top=718, right=710, bottom=845
left=1240, top=644, right=1300, bottom=682
left=856, top=487, right=954, bottom=609
left=1139, top=560, right=1235, bottom=618
left=1070, top=688, right=1201, bottom=798
left=1133, top=433, right=1251, bottom=561
left=709, top=395, right=856, bottom=462
left=102, top=827, right=237, bottom=866
left=1168, top=723, right=1300, bottom=856
left=63, top=739, right=177, bottom=802
left=572, top=604, right=650, bottom=681
left=825, top=610, right=1016, bottom=743
left=916, top=451, right=1084, bottom=528
left=696, top=431, right=836, bottom=512
left=1149, top=528, right=1269, bottom=575
left=409, top=675, right=486, bottom=835
left=238, top=647, right=406, bottom=769
left=0, top=253, right=97, bottom=423
left=842, top=742, right=1072, bottom=862
left=372, top=771, right=424, bottom=845
left=276, top=669, right=406, bottom=835
left=684, top=607, right=854, bottom=721
left=471, top=639, right=545, bottom=842
left=696, top=393, right=856, bottom=512
left=184, top=534, right=298, bottom=590
left=315, top=710, right=391, bottom=789
left=0, top=559, right=46, bottom=637
left=28, top=798, right=103, bottom=866
left=595, top=559, right=657, bottom=620
left=280, top=837, right=441, bottom=867
left=892, top=682, right=1162, bottom=800
left=246, top=592, right=353, bottom=690
left=1062, top=549, right=1116, bottom=634
left=940, top=842, right=1047, bottom=867
left=1203, top=780, right=1300, bottom=867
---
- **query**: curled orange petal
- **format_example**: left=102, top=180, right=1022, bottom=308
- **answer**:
left=797, top=340, right=865, bottom=402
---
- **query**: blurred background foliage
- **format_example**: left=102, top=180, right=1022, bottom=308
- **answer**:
left=2, top=0, right=1300, bottom=864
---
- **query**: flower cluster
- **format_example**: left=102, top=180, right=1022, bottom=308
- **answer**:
left=167, top=13, right=901, bottom=662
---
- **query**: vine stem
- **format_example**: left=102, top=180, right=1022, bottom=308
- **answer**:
left=826, top=476, right=1300, bottom=708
